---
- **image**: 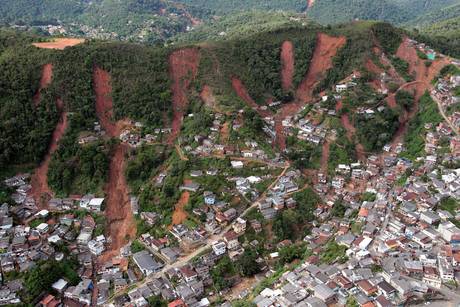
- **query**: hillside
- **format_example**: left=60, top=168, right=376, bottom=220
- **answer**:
left=3, top=0, right=460, bottom=44
left=1, top=17, right=460, bottom=305
left=306, top=0, right=460, bottom=25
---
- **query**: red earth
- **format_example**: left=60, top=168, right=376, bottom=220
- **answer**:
left=93, top=67, right=136, bottom=262
left=296, top=33, right=346, bottom=103
left=232, top=33, right=346, bottom=151
left=30, top=99, right=68, bottom=207
left=388, top=37, right=451, bottom=146
left=33, top=63, right=53, bottom=106
left=168, top=48, right=201, bottom=145
left=320, top=140, right=330, bottom=173
left=281, top=41, right=295, bottom=92
left=33, top=38, right=85, bottom=50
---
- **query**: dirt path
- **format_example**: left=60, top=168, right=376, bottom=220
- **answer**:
left=30, top=99, right=68, bottom=207
left=33, top=63, right=53, bottom=106
left=281, top=41, right=295, bottom=92
left=320, top=140, right=330, bottom=173
left=221, top=121, right=230, bottom=143
left=93, top=67, right=136, bottom=262
left=33, top=38, right=85, bottom=50
left=169, top=191, right=190, bottom=229
left=168, top=48, right=201, bottom=144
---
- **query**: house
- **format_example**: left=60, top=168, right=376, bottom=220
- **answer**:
left=233, top=217, right=247, bottom=234
left=335, top=84, right=348, bottom=92
left=203, top=191, right=216, bottom=205
left=160, top=247, right=180, bottom=263
left=314, top=284, right=336, bottom=304
left=52, top=278, right=68, bottom=293
left=231, top=161, right=244, bottom=169
left=88, top=198, right=104, bottom=212
left=36, top=223, right=49, bottom=234
left=420, top=211, right=441, bottom=225
left=88, top=240, right=105, bottom=256
left=212, top=241, right=226, bottom=256
left=223, top=231, right=240, bottom=250
left=132, top=251, right=163, bottom=276
left=179, top=182, right=200, bottom=193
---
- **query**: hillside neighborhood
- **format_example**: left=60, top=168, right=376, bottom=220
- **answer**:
left=1, top=24, right=460, bottom=307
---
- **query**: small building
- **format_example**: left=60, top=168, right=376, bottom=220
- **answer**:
left=132, top=251, right=163, bottom=276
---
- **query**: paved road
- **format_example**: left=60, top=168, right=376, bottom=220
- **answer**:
left=107, top=162, right=290, bottom=303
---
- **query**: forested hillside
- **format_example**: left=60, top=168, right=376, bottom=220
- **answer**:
left=3, top=0, right=459, bottom=44
left=306, top=0, right=460, bottom=25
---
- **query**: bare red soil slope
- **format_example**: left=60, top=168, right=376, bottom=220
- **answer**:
left=33, top=38, right=85, bottom=50
left=33, top=63, right=53, bottom=106
left=93, top=67, right=136, bottom=261
left=168, top=48, right=201, bottom=144
left=30, top=99, right=68, bottom=206
left=281, top=41, right=295, bottom=92
left=296, top=33, right=346, bottom=103
left=388, top=37, right=451, bottom=145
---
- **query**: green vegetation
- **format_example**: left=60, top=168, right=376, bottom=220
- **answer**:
left=439, top=197, right=460, bottom=216
left=356, top=107, right=400, bottom=152
left=23, top=258, right=80, bottom=304
left=131, top=240, right=146, bottom=253
left=330, top=200, right=347, bottom=218
left=211, top=256, right=236, bottom=291
left=273, top=188, right=321, bottom=240
left=126, top=145, right=171, bottom=193
left=279, top=243, right=310, bottom=265
left=391, top=57, right=413, bottom=81
left=0, top=30, right=57, bottom=169
left=48, top=135, right=111, bottom=196
left=306, top=0, right=459, bottom=25
left=402, top=92, right=443, bottom=160
left=93, top=43, right=172, bottom=125
left=320, top=241, right=348, bottom=264
left=237, top=249, right=261, bottom=277
left=396, top=90, right=415, bottom=110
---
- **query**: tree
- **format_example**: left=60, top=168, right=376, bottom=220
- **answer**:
left=148, top=296, right=167, bottom=307
left=237, top=249, right=260, bottom=277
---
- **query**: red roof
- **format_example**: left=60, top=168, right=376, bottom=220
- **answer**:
left=168, top=299, right=186, bottom=307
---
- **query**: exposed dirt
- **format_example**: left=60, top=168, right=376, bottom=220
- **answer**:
left=93, top=67, right=122, bottom=136
left=281, top=41, right=295, bottom=92
left=296, top=33, right=346, bottom=103
left=33, top=63, right=53, bottom=106
left=33, top=38, right=85, bottom=50
left=233, top=34, right=346, bottom=151
left=388, top=37, right=451, bottom=146
left=93, top=67, right=136, bottom=262
left=320, top=140, right=330, bottom=173
left=232, top=78, right=272, bottom=118
left=168, top=48, right=201, bottom=144
left=221, top=122, right=230, bottom=143
left=200, top=85, right=216, bottom=109
left=30, top=99, right=68, bottom=207
left=169, top=191, right=190, bottom=229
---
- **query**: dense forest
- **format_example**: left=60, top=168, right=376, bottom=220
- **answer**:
left=0, top=30, right=57, bottom=168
